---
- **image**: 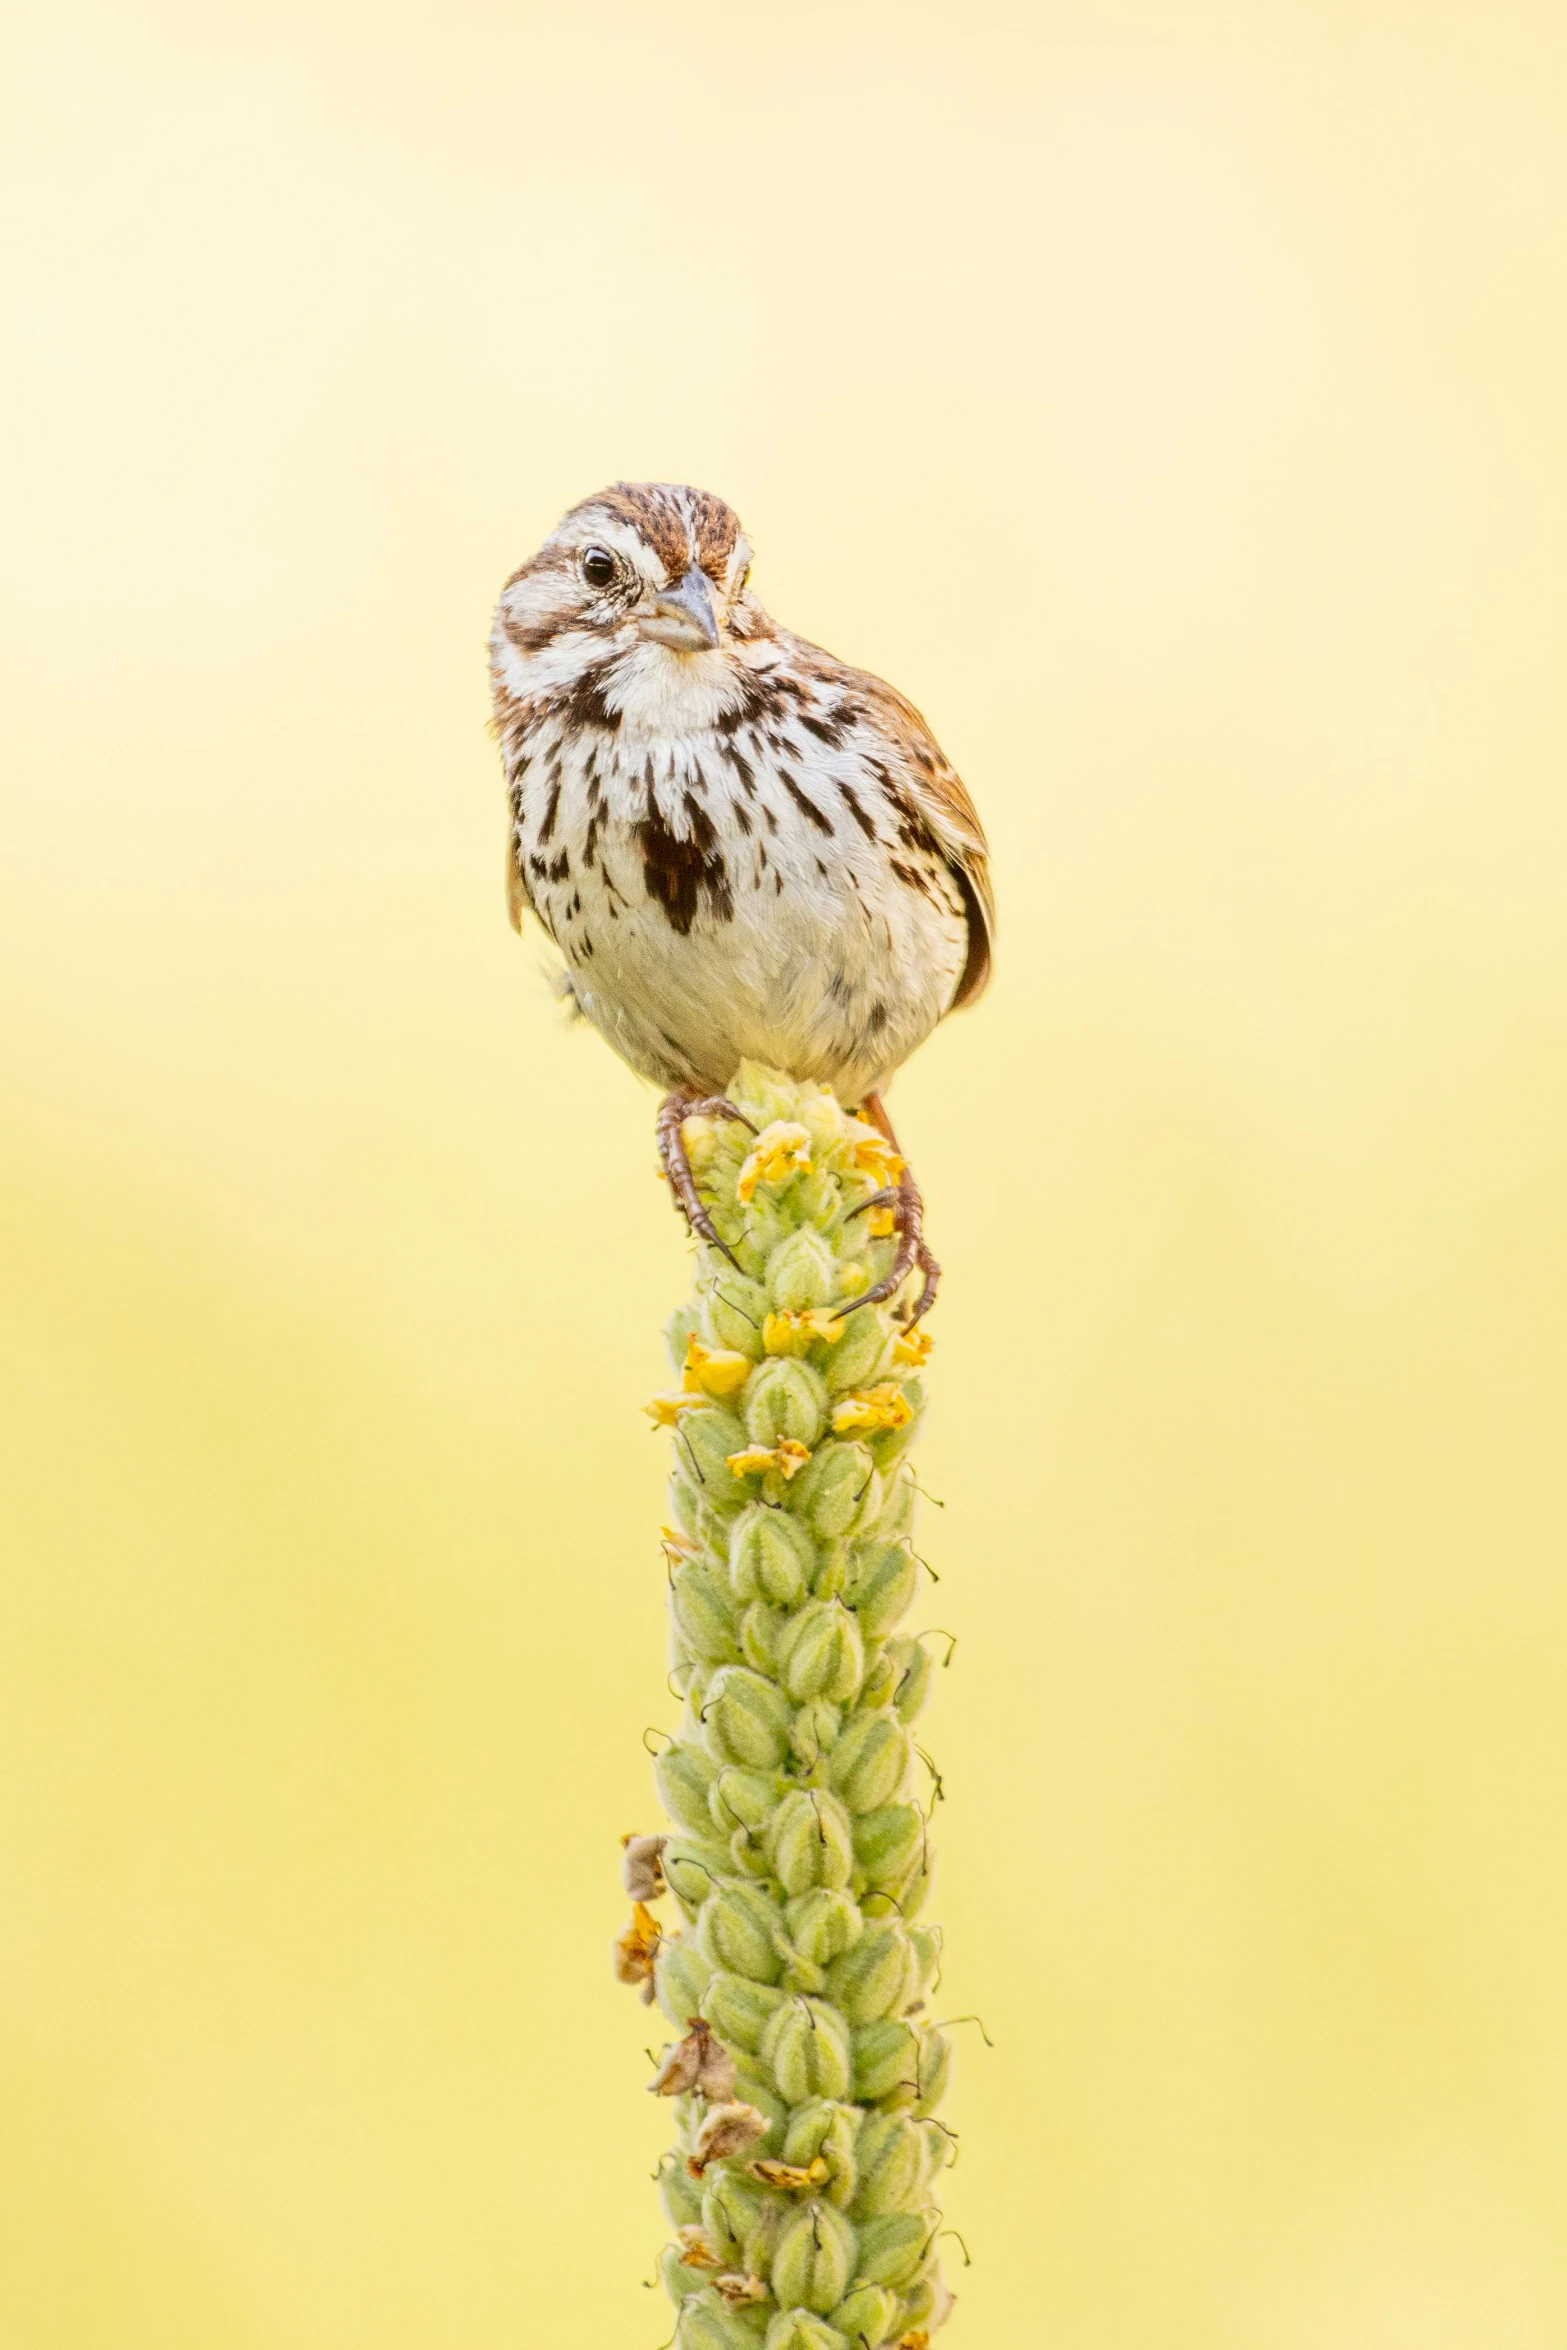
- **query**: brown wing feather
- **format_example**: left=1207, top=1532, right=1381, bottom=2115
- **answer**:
left=831, top=660, right=995, bottom=1012
left=505, top=798, right=533, bottom=935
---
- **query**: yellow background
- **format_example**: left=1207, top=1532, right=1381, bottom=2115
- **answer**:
left=4, top=4, right=1566, bottom=2343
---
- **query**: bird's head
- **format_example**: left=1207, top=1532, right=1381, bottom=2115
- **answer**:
left=492, top=483, right=765, bottom=703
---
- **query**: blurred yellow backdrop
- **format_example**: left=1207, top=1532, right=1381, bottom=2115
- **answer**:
left=4, top=3, right=1567, bottom=2344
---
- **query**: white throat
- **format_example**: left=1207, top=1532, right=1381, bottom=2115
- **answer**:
left=598, top=640, right=744, bottom=739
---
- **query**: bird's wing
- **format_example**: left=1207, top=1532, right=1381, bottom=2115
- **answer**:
left=504, top=786, right=559, bottom=944
left=505, top=809, right=529, bottom=934
left=841, top=665, right=996, bottom=1011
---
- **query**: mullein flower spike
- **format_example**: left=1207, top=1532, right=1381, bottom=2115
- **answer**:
left=625, top=1066, right=956, bottom=2349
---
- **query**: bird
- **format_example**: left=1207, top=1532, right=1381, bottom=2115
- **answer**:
left=489, top=481, right=993, bottom=1320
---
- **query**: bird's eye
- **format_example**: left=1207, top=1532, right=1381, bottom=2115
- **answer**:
left=582, top=547, right=616, bottom=589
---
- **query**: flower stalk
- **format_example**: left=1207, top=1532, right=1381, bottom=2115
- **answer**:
left=617, top=1064, right=954, bottom=2350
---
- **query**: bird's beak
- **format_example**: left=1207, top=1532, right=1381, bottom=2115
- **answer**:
left=641, top=567, right=723, bottom=652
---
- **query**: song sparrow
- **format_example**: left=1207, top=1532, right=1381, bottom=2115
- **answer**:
left=489, top=482, right=993, bottom=1317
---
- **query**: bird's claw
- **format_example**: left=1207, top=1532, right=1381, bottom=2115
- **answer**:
left=657, top=1091, right=755, bottom=1267
left=836, top=1095, right=941, bottom=1326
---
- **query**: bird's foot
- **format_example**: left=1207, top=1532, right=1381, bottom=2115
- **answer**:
left=842, top=1092, right=941, bottom=1326
left=657, top=1090, right=755, bottom=1268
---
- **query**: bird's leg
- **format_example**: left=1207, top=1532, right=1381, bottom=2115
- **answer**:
left=657, top=1090, right=755, bottom=1269
left=842, top=1092, right=942, bottom=1326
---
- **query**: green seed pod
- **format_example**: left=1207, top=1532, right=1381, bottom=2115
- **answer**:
left=770, top=2200, right=857, bottom=2315
left=825, top=1923, right=918, bottom=2025
left=677, top=1407, right=752, bottom=1508
left=778, top=1602, right=864, bottom=1705
left=734, top=1202, right=789, bottom=1279
left=677, top=1662, right=715, bottom=1717
left=789, top=1440, right=880, bottom=1538
left=869, top=1465, right=916, bottom=1544
left=784, top=1889, right=863, bottom=1967
left=760, top=1996, right=853, bottom=2104
left=700, top=1970, right=787, bottom=2054
left=658, top=2149, right=708, bottom=2230
left=821, top=1306, right=894, bottom=1395
left=745, top=1358, right=829, bottom=1451
left=665, top=1834, right=733, bottom=1910
left=895, top=2268, right=951, bottom=2334
left=810, top=1538, right=850, bottom=1601
left=668, top=1470, right=705, bottom=1542
left=855, top=1648, right=899, bottom=1712
left=741, top=2193, right=790, bottom=2285
left=701, top=1275, right=771, bottom=1359
left=852, top=1804, right=924, bottom=1895
left=765, top=1788, right=855, bottom=1897
left=845, top=1540, right=918, bottom=1643
left=850, top=2018, right=917, bottom=2104
left=789, top=1700, right=842, bottom=1768
left=781, top=2098, right=860, bottom=2209
left=763, top=2311, right=848, bottom=2350
left=739, top=1600, right=789, bottom=1676
left=710, top=1768, right=788, bottom=1837
left=729, top=1505, right=816, bottom=1607
left=826, top=1713, right=911, bottom=1815
left=885, top=1635, right=934, bottom=1722
left=894, top=1836, right=937, bottom=1922
left=656, top=1935, right=716, bottom=2030
left=703, top=1667, right=794, bottom=1770
left=780, top=2097, right=857, bottom=2169
left=919, top=2118, right=954, bottom=2186
left=826, top=2283, right=900, bottom=2345
left=703, top=2167, right=766, bottom=2264
left=657, top=1738, right=721, bottom=1834
left=847, top=2112, right=927, bottom=2219
left=776, top=1940, right=828, bottom=1997
left=672, top=1562, right=741, bottom=1667
left=766, top=1227, right=838, bottom=1312
left=848, top=2207, right=937, bottom=2291
left=676, top=2290, right=761, bottom=2350
left=908, top=1924, right=942, bottom=2005
left=697, top=1882, right=786, bottom=1984
left=727, top=1823, right=776, bottom=1881
left=913, top=2024, right=951, bottom=2117
left=668, top=1633, right=697, bottom=1698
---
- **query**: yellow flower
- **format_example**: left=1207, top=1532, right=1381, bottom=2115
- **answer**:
left=644, top=1392, right=699, bottom=1426
left=726, top=1444, right=776, bottom=1478
left=660, top=1525, right=698, bottom=1563
left=892, top=1327, right=933, bottom=1366
left=763, top=1307, right=844, bottom=1355
left=842, top=1119, right=905, bottom=1188
left=736, top=1121, right=813, bottom=1202
left=726, top=1437, right=812, bottom=1480
left=831, top=1383, right=914, bottom=1436
left=864, top=1206, right=897, bottom=1238
left=683, top=1334, right=752, bottom=1398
